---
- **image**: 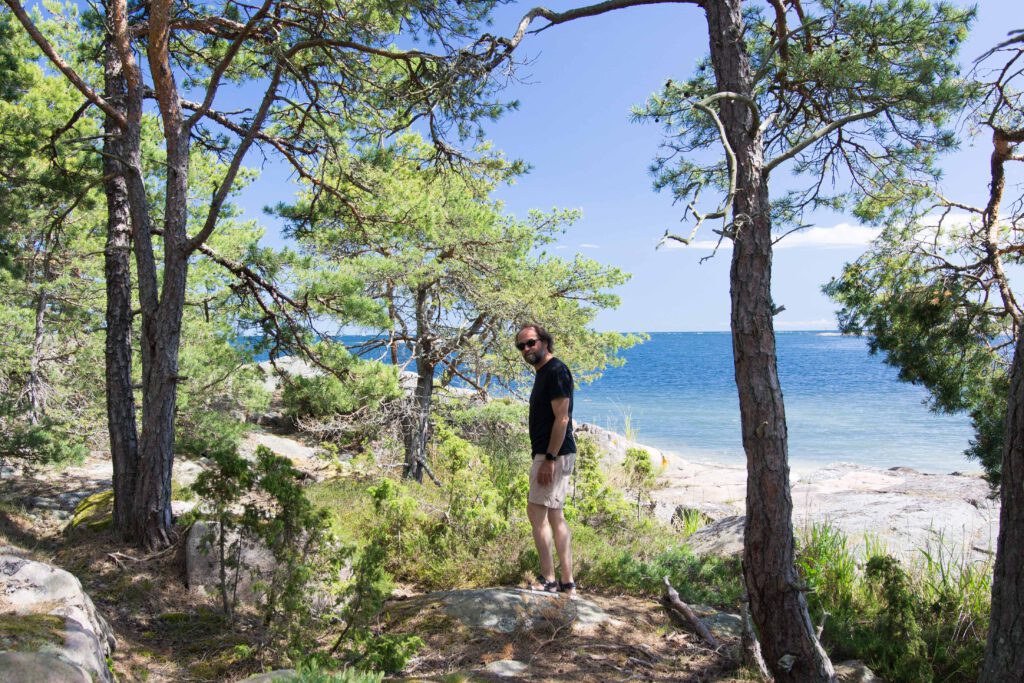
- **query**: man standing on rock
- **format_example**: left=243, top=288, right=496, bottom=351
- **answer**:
left=516, top=324, right=577, bottom=597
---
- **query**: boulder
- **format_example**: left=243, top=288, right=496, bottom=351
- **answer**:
left=0, top=554, right=116, bottom=683
left=185, top=521, right=350, bottom=610
left=185, top=520, right=278, bottom=606
left=683, top=515, right=745, bottom=558
left=576, top=422, right=667, bottom=467
left=835, top=659, right=883, bottom=682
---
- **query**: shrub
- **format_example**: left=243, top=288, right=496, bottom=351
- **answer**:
left=281, top=353, right=401, bottom=421
left=176, top=410, right=248, bottom=460
left=565, top=432, right=631, bottom=529
left=797, top=523, right=990, bottom=683
left=0, top=413, right=88, bottom=470
left=191, top=443, right=417, bottom=672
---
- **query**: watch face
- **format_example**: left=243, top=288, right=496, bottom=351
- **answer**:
left=546, top=453, right=557, bottom=461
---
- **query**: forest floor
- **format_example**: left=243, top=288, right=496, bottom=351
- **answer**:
left=0, top=441, right=757, bottom=682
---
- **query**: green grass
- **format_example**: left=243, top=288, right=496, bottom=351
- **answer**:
left=797, top=522, right=992, bottom=683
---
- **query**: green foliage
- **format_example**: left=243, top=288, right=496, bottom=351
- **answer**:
left=636, top=0, right=973, bottom=233
left=294, top=661, right=384, bottom=683
left=0, top=411, right=88, bottom=469
left=623, top=447, right=656, bottom=523
left=862, top=556, right=931, bottom=682
left=190, top=444, right=257, bottom=623
left=448, top=398, right=529, bottom=518
left=283, top=133, right=642, bottom=397
left=797, top=522, right=856, bottom=618
left=0, top=4, right=107, bottom=463
left=565, top=432, right=631, bottom=528
left=176, top=411, right=249, bottom=461
left=825, top=244, right=1010, bottom=486
left=797, top=524, right=991, bottom=682
left=579, top=531, right=742, bottom=605
left=191, top=442, right=418, bottom=672
left=279, top=346, right=401, bottom=434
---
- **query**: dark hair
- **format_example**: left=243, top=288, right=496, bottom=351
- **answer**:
left=519, top=324, right=554, bottom=352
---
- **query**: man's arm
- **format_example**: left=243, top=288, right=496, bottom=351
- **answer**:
left=537, top=397, right=571, bottom=486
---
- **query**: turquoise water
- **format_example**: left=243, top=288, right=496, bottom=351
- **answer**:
left=574, top=332, right=977, bottom=474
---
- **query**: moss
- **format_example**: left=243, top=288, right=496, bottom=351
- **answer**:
left=0, top=613, right=65, bottom=652
left=70, top=489, right=113, bottom=530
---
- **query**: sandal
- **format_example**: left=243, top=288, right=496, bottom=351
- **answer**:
left=531, top=574, right=559, bottom=593
left=558, top=580, right=577, bottom=597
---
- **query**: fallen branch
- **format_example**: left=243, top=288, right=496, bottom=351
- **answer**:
left=662, top=575, right=720, bottom=649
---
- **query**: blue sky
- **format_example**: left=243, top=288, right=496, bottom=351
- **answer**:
left=240, top=0, right=1021, bottom=333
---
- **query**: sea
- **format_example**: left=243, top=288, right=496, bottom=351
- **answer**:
left=258, top=331, right=978, bottom=474
left=574, top=331, right=977, bottom=474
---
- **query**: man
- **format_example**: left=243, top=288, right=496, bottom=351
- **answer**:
left=516, top=324, right=577, bottom=597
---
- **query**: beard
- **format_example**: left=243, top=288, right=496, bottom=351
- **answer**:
left=524, top=351, right=541, bottom=365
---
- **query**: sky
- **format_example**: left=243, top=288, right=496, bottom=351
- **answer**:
left=238, top=0, right=1023, bottom=333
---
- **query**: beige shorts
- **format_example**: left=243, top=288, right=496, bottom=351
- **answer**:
left=528, top=453, right=576, bottom=509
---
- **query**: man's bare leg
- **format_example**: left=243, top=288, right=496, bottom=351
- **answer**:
left=548, top=506, right=574, bottom=588
left=527, top=502, right=556, bottom=584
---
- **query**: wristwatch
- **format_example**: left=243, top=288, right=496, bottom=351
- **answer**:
left=545, top=452, right=558, bottom=461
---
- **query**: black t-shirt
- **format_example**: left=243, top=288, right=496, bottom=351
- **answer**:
left=528, top=357, right=577, bottom=456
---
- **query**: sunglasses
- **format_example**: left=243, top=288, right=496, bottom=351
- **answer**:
left=515, top=338, right=540, bottom=351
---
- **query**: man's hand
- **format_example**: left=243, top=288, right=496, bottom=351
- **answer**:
left=537, top=459, right=556, bottom=486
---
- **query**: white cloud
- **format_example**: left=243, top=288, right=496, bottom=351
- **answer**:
left=661, top=222, right=881, bottom=250
left=775, top=223, right=880, bottom=249
left=578, top=243, right=600, bottom=249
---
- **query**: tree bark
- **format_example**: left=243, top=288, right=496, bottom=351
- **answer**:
left=27, top=277, right=48, bottom=424
left=110, top=0, right=188, bottom=549
left=102, top=35, right=140, bottom=534
left=403, top=288, right=434, bottom=483
left=705, top=1, right=834, bottom=681
left=980, top=331, right=1024, bottom=682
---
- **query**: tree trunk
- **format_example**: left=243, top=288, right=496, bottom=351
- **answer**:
left=102, top=36, right=140, bottom=535
left=705, top=2, right=834, bottom=681
left=26, top=278, right=48, bottom=424
left=980, top=332, right=1024, bottom=682
left=403, top=360, right=434, bottom=483
left=403, top=287, right=433, bottom=482
left=130, top=254, right=187, bottom=549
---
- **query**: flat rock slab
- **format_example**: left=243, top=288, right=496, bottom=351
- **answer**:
left=241, top=431, right=321, bottom=464
left=483, top=659, right=529, bottom=677
left=414, top=588, right=614, bottom=635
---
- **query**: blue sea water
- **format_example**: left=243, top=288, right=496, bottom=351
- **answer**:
left=573, top=331, right=977, bottom=474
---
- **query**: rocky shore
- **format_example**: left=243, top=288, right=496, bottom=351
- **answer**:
left=579, top=422, right=999, bottom=564
left=257, top=357, right=1000, bottom=565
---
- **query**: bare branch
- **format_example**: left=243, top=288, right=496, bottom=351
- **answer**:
left=764, top=105, right=887, bottom=174
left=184, top=0, right=276, bottom=130
left=2, top=0, right=126, bottom=127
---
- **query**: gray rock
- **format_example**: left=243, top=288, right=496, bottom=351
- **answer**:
left=483, top=659, right=529, bottom=677
left=688, top=605, right=743, bottom=639
left=835, top=659, right=883, bottom=682
left=684, top=515, right=745, bottom=558
left=237, top=670, right=297, bottom=682
left=576, top=422, right=667, bottom=467
left=415, top=588, right=615, bottom=636
left=185, top=521, right=350, bottom=611
left=0, top=651, right=92, bottom=683
left=0, top=555, right=116, bottom=683
left=185, top=521, right=278, bottom=606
